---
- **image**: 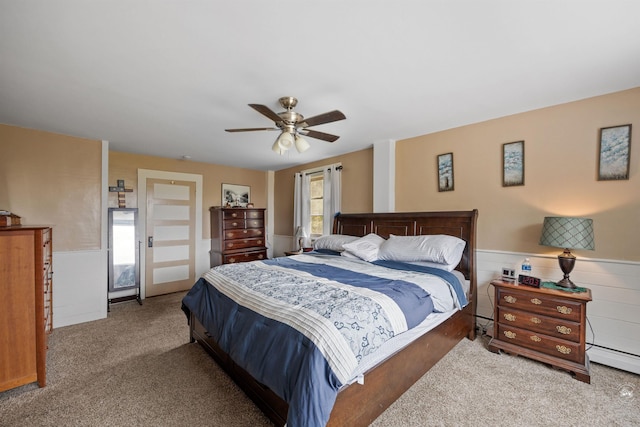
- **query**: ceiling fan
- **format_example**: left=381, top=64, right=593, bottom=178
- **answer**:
left=225, top=96, right=346, bottom=154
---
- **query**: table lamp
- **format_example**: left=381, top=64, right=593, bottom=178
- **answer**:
left=539, top=216, right=595, bottom=289
left=295, top=226, right=308, bottom=252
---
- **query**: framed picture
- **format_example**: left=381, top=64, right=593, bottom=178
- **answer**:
left=222, top=183, right=250, bottom=207
left=598, top=124, right=631, bottom=181
left=503, top=141, right=525, bottom=187
left=437, top=153, right=454, bottom=192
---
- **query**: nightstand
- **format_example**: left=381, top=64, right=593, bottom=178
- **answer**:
left=488, top=279, right=592, bottom=383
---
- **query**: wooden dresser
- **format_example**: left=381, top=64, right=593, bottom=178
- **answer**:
left=0, top=226, right=53, bottom=392
left=210, top=207, right=267, bottom=266
left=488, top=279, right=591, bottom=383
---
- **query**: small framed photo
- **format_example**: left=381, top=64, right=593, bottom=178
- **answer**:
left=222, top=183, right=250, bottom=207
left=503, top=141, right=525, bottom=187
left=437, top=153, right=454, bottom=192
left=598, top=124, right=631, bottom=181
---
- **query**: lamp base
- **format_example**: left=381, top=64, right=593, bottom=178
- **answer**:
left=555, top=277, right=577, bottom=289
left=556, top=249, right=577, bottom=289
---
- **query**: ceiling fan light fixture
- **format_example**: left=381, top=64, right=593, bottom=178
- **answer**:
left=294, top=134, right=310, bottom=153
left=273, top=131, right=294, bottom=155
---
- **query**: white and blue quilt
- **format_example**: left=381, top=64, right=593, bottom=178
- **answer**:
left=181, top=254, right=466, bottom=427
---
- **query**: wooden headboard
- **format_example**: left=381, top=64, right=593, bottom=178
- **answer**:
left=333, top=210, right=478, bottom=282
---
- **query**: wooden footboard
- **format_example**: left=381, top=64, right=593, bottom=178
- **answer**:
left=190, top=303, right=474, bottom=427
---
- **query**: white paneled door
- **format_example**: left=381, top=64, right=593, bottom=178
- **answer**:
left=145, top=178, right=196, bottom=297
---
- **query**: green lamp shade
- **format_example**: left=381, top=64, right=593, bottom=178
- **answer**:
left=539, top=217, right=595, bottom=250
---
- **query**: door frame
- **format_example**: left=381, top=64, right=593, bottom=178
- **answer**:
left=137, top=169, right=203, bottom=300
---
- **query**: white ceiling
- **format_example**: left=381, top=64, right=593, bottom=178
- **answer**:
left=2, top=1, right=640, bottom=171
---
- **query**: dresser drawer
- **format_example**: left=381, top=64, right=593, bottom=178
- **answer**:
left=223, top=249, right=267, bottom=264
left=245, top=209, right=264, bottom=220
left=223, top=210, right=246, bottom=220
left=497, top=306, right=581, bottom=342
left=224, top=237, right=266, bottom=250
left=496, top=324, right=583, bottom=364
left=224, top=228, right=264, bottom=240
left=224, top=219, right=246, bottom=229
left=496, top=287, right=582, bottom=322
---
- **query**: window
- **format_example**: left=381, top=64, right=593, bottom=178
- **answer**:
left=309, top=173, right=324, bottom=236
left=294, top=163, right=341, bottom=239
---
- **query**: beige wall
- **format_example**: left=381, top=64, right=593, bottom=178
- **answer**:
left=0, top=124, right=102, bottom=251
left=396, top=87, right=640, bottom=262
left=109, top=151, right=268, bottom=238
left=273, top=148, right=374, bottom=235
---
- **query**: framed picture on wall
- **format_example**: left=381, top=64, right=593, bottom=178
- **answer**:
left=222, top=183, right=250, bottom=207
left=598, top=124, right=631, bottom=181
left=437, top=153, right=454, bottom=192
left=502, top=140, right=525, bottom=187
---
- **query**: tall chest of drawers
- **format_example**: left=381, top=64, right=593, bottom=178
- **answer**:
left=0, top=226, right=53, bottom=392
left=210, top=207, right=267, bottom=266
left=488, top=279, right=592, bottom=383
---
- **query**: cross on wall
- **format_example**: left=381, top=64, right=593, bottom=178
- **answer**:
left=109, top=179, right=133, bottom=208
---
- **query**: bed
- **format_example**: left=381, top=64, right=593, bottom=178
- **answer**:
left=182, top=210, right=478, bottom=426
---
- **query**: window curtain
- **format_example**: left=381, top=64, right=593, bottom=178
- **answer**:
left=293, top=172, right=311, bottom=246
left=322, top=165, right=342, bottom=235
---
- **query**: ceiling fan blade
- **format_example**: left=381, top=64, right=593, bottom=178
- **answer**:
left=225, top=127, right=279, bottom=132
left=300, top=129, right=340, bottom=142
left=249, top=104, right=283, bottom=123
left=299, top=110, right=346, bottom=128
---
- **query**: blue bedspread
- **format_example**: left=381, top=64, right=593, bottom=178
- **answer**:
left=182, top=256, right=456, bottom=427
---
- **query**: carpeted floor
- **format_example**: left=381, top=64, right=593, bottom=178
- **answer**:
left=1, top=291, right=638, bottom=426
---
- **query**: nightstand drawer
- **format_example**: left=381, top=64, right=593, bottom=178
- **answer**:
left=496, top=324, right=583, bottom=364
left=497, top=306, right=581, bottom=342
left=497, top=287, right=583, bottom=322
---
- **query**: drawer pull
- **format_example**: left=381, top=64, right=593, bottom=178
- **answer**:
left=503, top=330, right=516, bottom=339
left=530, top=317, right=541, bottom=324
left=556, top=306, right=572, bottom=315
left=530, top=335, right=542, bottom=342
left=556, top=345, right=572, bottom=355
left=232, top=213, right=238, bottom=218
left=503, top=313, right=516, bottom=322
left=256, top=230, right=263, bottom=235
left=530, top=298, right=542, bottom=305
left=228, top=243, right=234, bottom=247
left=232, top=222, right=238, bottom=227
left=556, top=325, right=572, bottom=335
left=504, top=295, right=517, bottom=304
left=258, top=254, right=264, bottom=259
left=243, top=230, right=248, bottom=234
left=257, top=240, right=263, bottom=244
left=228, top=258, right=236, bottom=263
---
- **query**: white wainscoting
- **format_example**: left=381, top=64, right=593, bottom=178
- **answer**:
left=273, top=234, right=297, bottom=258
left=477, top=249, right=640, bottom=375
left=53, top=250, right=108, bottom=328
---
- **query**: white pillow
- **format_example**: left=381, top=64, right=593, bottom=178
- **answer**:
left=313, top=234, right=360, bottom=252
left=342, top=233, right=385, bottom=262
left=377, top=234, right=466, bottom=266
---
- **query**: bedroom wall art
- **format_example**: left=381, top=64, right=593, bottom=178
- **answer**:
left=222, top=183, right=250, bottom=207
left=598, top=124, right=631, bottom=181
left=502, top=140, right=525, bottom=187
left=437, top=152, right=454, bottom=192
